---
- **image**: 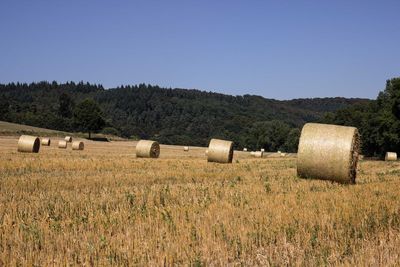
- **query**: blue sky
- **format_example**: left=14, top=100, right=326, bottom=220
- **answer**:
left=0, top=0, right=399, bottom=99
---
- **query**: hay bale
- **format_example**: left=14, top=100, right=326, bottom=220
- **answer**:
left=72, top=141, right=84, bottom=151
left=251, top=151, right=263, bottom=158
left=261, top=148, right=265, bottom=152
left=58, top=140, right=67, bottom=149
left=385, top=152, right=397, bottom=161
left=41, top=137, right=51, bottom=146
left=136, top=140, right=160, bottom=158
left=17, top=135, right=40, bottom=153
left=183, top=146, right=189, bottom=152
left=243, top=148, right=248, bottom=152
left=207, top=138, right=234, bottom=163
left=297, top=123, right=360, bottom=184
left=65, top=136, right=72, bottom=142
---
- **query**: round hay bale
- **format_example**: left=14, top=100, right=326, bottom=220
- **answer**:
left=58, top=140, right=67, bottom=149
left=72, top=141, right=84, bottom=151
left=385, top=152, right=397, bottom=161
left=136, top=140, right=160, bottom=158
left=41, top=137, right=51, bottom=146
left=207, top=138, right=234, bottom=163
left=261, top=148, right=265, bottom=152
left=65, top=136, right=72, bottom=142
left=17, top=135, right=40, bottom=153
left=243, top=148, right=248, bottom=152
left=297, top=123, right=360, bottom=184
left=183, top=146, right=189, bottom=152
left=251, top=151, right=263, bottom=158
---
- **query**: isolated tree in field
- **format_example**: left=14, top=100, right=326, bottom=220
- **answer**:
left=73, top=99, right=105, bottom=138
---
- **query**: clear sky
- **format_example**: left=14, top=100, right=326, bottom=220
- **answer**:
left=0, top=0, right=399, bottom=99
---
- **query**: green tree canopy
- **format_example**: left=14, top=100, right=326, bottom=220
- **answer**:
left=73, top=99, right=105, bottom=138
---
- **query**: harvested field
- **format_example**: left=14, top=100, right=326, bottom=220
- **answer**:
left=0, top=136, right=399, bottom=265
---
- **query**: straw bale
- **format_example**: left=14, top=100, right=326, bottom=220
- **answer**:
left=41, top=137, right=51, bottom=146
left=72, top=141, right=84, bottom=150
left=58, top=140, right=67, bottom=149
left=136, top=140, right=160, bottom=158
left=261, top=148, right=265, bottom=152
left=243, top=148, right=248, bottom=152
left=17, top=135, right=40, bottom=153
left=65, top=136, right=72, bottom=142
left=297, top=123, right=360, bottom=184
left=385, top=152, right=397, bottom=161
left=251, top=151, right=263, bottom=158
left=207, top=138, right=234, bottom=163
left=184, top=146, right=189, bottom=152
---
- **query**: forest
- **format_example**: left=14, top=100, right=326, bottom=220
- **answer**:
left=2, top=79, right=395, bottom=155
left=323, top=78, right=400, bottom=157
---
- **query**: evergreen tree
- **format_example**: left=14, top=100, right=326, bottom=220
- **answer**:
left=59, top=93, right=74, bottom=118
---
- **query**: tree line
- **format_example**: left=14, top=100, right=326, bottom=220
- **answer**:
left=0, top=81, right=368, bottom=152
left=322, top=78, right=400, bottom=157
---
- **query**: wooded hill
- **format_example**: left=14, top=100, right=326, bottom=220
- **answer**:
left=0, top=81, right=369, bottom=151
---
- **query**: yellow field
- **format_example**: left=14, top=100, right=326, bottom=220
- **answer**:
left=0, top=136, right=399, bottom=266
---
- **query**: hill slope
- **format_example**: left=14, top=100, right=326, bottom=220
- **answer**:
left=0, top=81, right=370, bottom=149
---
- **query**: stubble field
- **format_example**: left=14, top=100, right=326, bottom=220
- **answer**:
left=0, top=136, right=399, bottom=266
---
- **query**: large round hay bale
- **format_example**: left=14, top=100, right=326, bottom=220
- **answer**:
left=251, top=151, right=263, bottom=158
left=207, top=138, right=234, bottom=163
left=183, top=146, right=189, bottom=152
left=17, top=135, right=40, bottom=153
left=58, top=140, right=67, bottom=149
left=41, top=137, right=51, bottom=146
left=385, top=152, right=397, bottom=161
left=65, top=136, right=72, bottom=142
left=136, top=140, right=160, bottom=158
left=72, top=141, right=84, bottom=150
left=297, top=123, right=360, bottom=184
left=243, top=148, right=248, bottom=152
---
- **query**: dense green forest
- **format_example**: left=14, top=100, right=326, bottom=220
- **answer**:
left=0, top=81, right=369, bottom=152
left=322, top=78, right=400, bottom=157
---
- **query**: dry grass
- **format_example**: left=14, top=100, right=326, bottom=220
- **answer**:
left=0, top=136, right=399, bottom=266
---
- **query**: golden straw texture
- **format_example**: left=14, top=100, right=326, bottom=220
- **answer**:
left=41, top=137, right=51, bottom=146
left=136, top=140, right=160, bottom=158
left=17, top=135, right=40, bottom=153
left=72, top=141, right=84, bottom=150
left=251, top=151, right=263, bottom=158
left=65, top=136, right=72, bottom=142
left=385, top=152, right=397, bottom=161
left=297, top=123, right=360, bottom=184
left=207, top=138, right=234, bottom=163
left=58, top=140, right=67, bottom=149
